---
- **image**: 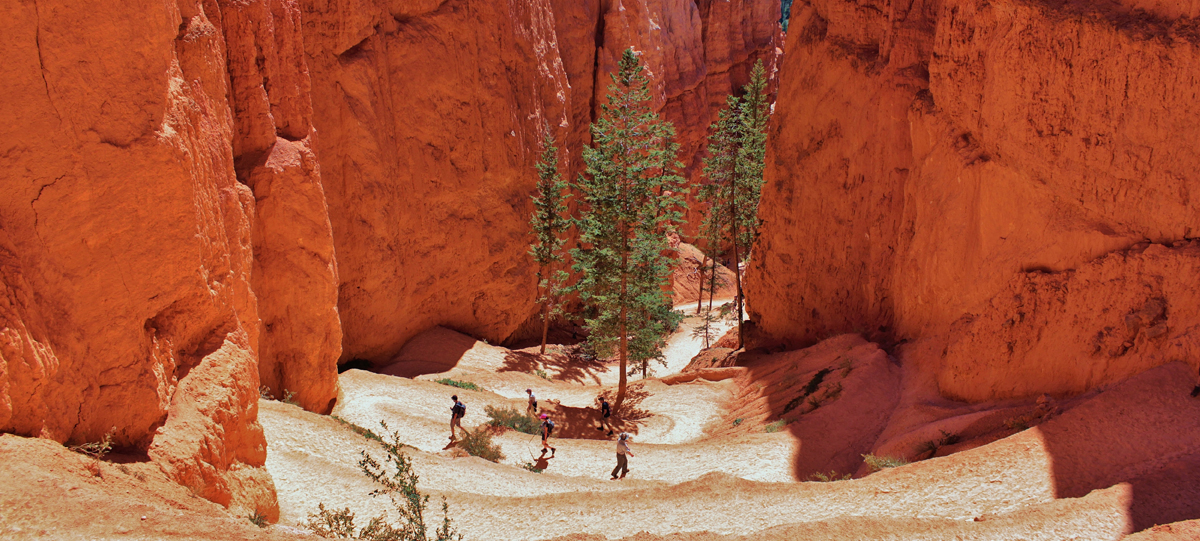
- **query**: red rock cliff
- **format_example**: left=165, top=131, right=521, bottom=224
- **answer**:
left=1, top=0, right=779, bottom=515
left=299, top=0, right=781, bottom=362
left=747, top=0, right=1200, bottom=401
left=0, top=0, right=343, bottom=517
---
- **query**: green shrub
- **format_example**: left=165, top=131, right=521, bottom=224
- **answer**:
left=808, top=471, right=852, bottom=482
left=534, top=369, right=551, bottom=380
left=862, top=454, right=909, bottom=472
left=521, top=461, right=544, bottom=474
left=764, top=420, right=790, bottom=433
left=69, top=428, right=115, bottom=459
left=732, top=417, right=744, bottom=427
left=458, top=426, right=504, bottom=463
left=305, top=422, right=462, bottom=541
left=485, top=405, right=540, bottom=435
left=434, top=378, right=483, bottom=392
left=281, top=389, right=300, bottom=406
left=331, top=415, right=383, bottom=443
left=248, top=511, right=268, bottom=528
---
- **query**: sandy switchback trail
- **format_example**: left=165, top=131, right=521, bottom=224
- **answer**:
left=258, top=311, right=1200, bottom=540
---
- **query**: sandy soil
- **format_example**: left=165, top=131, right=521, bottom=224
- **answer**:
left=4, top=309, right=1199, bottom=540
left=258, top=314, right=1200, bottom=540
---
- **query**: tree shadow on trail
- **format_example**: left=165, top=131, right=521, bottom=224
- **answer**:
left=534, top=384, right=654, bottom=441
left=500, top=348, right=609, bottom=385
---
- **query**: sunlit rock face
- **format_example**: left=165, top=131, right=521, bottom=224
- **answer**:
left=298, top=0, right=781, bottom=362
left=747, top=0, right=1200, bottom=400
left=0, top=0, right=344, bottom=516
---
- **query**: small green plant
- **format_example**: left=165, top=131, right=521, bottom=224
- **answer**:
left=732, top=417, right=744, bottom=427
left=1005, top=415, right=1034, bottom=431
left=281, top=389, right=300, bottom=406
left=69, top=428, right=116, bottom=459
left=259, top=385, right=274, bottom=400
left=458, top=426, right=504, bottom=463
left=332, top=415, right=383, bottom=443
left=249, top=511, right=269, bottom=528
left=534, top=369, right=551, bottom=380
left=434, top=378, right=483, bottom=392
left=521, top=461, right=544, bottom=474
left=920, top=428, right=961, bottom=457
left=808, top=471, right=852, bottom=482
left=862, top=453, right=909, bottom=472
left=806, top=394, right=824, bottom=410
left=825, top=382, right=843, bottom=401
left=485, top=405, right=540, bottom=434
left=764, top=419, right=790, bottom=433
left=305, top=422, right=463, bottom=540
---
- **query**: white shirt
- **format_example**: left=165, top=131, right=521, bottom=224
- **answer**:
left=617, top=440, right=632, bottom=455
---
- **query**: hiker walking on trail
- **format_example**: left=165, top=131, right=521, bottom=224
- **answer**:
left=539, top=413, right=556, bottom=456
left=449, top=395, right=466, bottom=441
left=527, top=388, right=538, bottom=415
left=611, top=433, right=633, bottom=480
left=597, top=396, right=613, bottom=436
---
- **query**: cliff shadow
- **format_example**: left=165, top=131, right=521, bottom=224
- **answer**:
left=1038, top=362, right=1200, bottom=532
left=376, top=327, right=477, bottom=378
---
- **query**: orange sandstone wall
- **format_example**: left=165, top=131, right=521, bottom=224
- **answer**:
left=0, top=0, right=779, bottom=513
left=300, top=0, right=781, bottom=362
left=747, top=0, right=1200, bottom=401
left=0, top=0, right=342, bottom=517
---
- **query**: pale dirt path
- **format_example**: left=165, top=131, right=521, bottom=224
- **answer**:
left=259, top=392, right=1139, bottom=541
left=258, top=317, right=1200, bottom=540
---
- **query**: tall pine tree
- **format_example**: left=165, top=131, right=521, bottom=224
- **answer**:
left=573, top=48, right=688, bottom=409
left=529, top=128, right=571, bottom=354
left=699, top=60, right=770, bottom=349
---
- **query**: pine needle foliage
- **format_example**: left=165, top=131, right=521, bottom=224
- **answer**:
left=572, top=48, right=688, bottom=409
left=305, top=422, right=462, bottom=541
left=529, top=128, right=571, bottom=354
left=699, top=60, right=770, bottom=349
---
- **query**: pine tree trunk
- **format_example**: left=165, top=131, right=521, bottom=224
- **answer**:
left=706, top=256, right=717, bottom=347
left=728, top=176, right=744, bottom=350
left=696, top=255, right=706, bottom=315
left=539, top=301, right=550, bottom=355
left=616, top=224, right=629, bottom=411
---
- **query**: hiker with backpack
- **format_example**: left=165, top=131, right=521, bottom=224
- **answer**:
left=611, top=432, right=633, bottom=480
left=526, top=388, right=538, bottom=415
left=597, top=396, right=613, bottom=436
left=539, top=413, right=556, bottom=456
left=449, top=395, right=466, bottom=441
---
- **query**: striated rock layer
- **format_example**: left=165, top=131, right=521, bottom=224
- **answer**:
left=747, top=0, right=1200, bottom=400
left=0, top=0, right=780, bottom=516
left=0, top=0, right=342, bottom=516
left=299, top=0, right=781, bottom=362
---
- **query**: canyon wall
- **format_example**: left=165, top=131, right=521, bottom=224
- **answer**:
left=1, top=0, right=780, bottom=515
left=747, top=0, right=1200, bottom=400
left=0, top=0, right=344, bottom=517
left=299, top=0, right=781, bottom=363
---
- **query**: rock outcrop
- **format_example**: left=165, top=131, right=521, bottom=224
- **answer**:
left=1, top=0, right=781, bottom=516
left=299, top=0, right=782, bottom=362
left=0, top=0, right=342, bottom=516
left=747, top=0, right=1200, bottom=400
